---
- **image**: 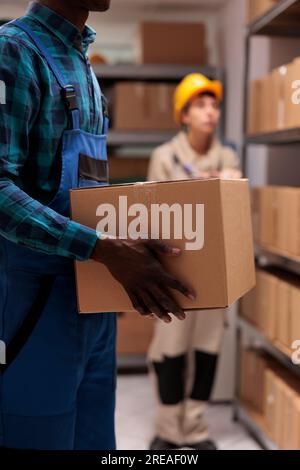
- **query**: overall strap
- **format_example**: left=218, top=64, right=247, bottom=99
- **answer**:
left=101, top=94, right=109, bottom=136
left=9, top=19, right=80, bottom=129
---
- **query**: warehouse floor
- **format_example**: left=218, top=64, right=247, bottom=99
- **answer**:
left=116, top=375, right=261, bottom=451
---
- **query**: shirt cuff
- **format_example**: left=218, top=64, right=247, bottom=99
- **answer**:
left=56, top=220, right=99, bottom=261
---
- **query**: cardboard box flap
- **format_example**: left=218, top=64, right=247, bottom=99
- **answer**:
left=221, top=179, right=256, bottom=305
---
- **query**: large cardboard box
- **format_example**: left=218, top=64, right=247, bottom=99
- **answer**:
left=114, top=82, right=177, bottom=131
left=70, top=179, right=255, bottom=314
left=138, top=22, right=206, bottom=65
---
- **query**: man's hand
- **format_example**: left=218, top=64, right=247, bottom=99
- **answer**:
left=91, top=237, right=196, bottom=323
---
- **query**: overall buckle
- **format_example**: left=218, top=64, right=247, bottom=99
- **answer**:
left=62, top=85, right=78, bottom=111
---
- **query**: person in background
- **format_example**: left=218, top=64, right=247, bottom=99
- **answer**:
left=148, top=73, right=242, bottom=451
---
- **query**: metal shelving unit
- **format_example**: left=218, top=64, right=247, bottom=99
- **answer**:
left=238, top=318, right=300, bottom=379
left=236, top=0, right=300, bottom=450
left=107, top=130, right=176, bottom=147
left=246, top=127, right=300, bottom=145
left=242, top=0, right=300, bottom=172
left=247, top=0, right=300, bottom=36
left=94, top=64, right=222, bottom=82
left=255, top=244, right=300, bottom=276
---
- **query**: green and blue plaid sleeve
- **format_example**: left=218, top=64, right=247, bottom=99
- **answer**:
left=0, top=37, right=98, bottom=261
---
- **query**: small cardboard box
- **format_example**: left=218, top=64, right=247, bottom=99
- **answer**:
left=281, top=383, right=300, bottom=450
left=114, top=82, right=177, bottom=131
left=70, top=179, right=255, bottom=314
left=137, top=22, right=206, bottom=65
left=284, top=58, right=300, bottom=129
left=247, top=79, right=262, bottom=134
left=247, top=0, right=280, bottom=24
left=290, top=285, right=300, bottom=347
left=270, top=66, right=287, bottom=131
left=260, top=75, right=273, bottom=134
left=257, top=270, right=278, bottom=340
left=288, top=188, right=300, bottom=257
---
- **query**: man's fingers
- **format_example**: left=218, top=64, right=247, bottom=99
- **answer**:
left=161, top=273, right=196, bottom=300
left=128, top=292, right=152, bottom=317
left=145, top=240, right=181, bottom=257
left=151, top=286, right=186, bottom=321
left=138, top=290, right=172, bottom=324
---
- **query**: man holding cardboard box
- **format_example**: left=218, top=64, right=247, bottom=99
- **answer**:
left=148, top=74, right=242, bottom=451
left=0, top=0, right=195, bottom=450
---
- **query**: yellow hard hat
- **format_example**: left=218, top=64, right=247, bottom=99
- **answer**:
left=174, top=73, right=223, bottom=125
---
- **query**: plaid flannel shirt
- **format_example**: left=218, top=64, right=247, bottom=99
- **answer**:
left=0, top=1, right=103, bottom=260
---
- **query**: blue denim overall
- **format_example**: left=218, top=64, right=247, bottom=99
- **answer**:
left=0, top=20, right=116, bottom=450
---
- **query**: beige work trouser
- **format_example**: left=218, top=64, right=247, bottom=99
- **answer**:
left=148, top=309, right=225, bottom=446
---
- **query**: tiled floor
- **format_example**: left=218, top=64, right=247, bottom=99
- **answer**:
left=116, top=374, right=262, bottom=451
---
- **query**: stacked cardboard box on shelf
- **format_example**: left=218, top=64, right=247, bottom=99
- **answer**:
left=137, top=22, right=207, bottom=65
left=114, top=82, right=177, bottom=131
left=240, top=348, right=270, bottom=413
left=247, top=58, right=300, bottom=134
left=252, top=186, right=300, bottom=259
left=240, top=267, right=300, bottom=355
left=247, top=0, right=280, bottom=25
left=240, top=348, right=300, bottom=449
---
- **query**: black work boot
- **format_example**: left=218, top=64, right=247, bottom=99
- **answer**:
left=150, top=436, right=180, bottom=450
left=186, top=439, right=218, bottom=450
